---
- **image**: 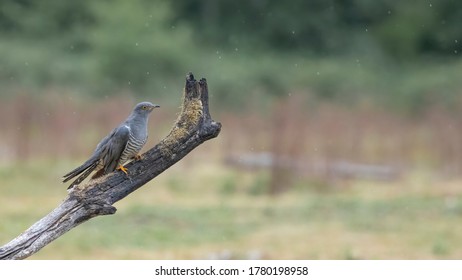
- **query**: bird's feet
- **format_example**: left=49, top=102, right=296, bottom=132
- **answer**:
left=117, top=165, right=129, bottom=175
left=135, top=153, right=142, bottom=161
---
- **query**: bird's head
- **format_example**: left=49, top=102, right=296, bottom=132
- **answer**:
left=133, top=102, right=160, bottom=116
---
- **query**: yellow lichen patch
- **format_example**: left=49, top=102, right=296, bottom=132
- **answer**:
left=88, top=174, right=111, bottom=187
left=70, top=173, right=111, bottom=195
left=159, top=96, right=203, bottom=158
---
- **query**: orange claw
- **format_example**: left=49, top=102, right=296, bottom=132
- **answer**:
left=117, top=165, right=128, bottom=175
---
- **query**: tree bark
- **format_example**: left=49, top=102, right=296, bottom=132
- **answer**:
left=0, top=73, right=221, bottom=260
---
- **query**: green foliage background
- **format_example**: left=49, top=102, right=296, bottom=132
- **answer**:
left=1, top=1, right=462, bottom=260
left=0, top=0, right=461, bottom=112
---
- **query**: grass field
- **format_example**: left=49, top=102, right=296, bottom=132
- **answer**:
left=1, top=156, right=461, bottom=260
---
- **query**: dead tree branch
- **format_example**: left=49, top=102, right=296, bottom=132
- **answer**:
left=0, top=73, right=221, bottom=260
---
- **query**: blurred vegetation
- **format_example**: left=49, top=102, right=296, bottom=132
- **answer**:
left=0, top=0, right=461, bottom=112
left=1, top=160, right=462, bottom=259
left=1, top=1, right=462, bottom=260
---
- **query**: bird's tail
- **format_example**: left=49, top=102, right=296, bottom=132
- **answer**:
left=63, top=157, right=99, bottom=189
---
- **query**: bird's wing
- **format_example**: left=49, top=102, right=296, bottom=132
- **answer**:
left=63, top=125, right=129, bottom=182
left=98, top=124, right=130, bottom=174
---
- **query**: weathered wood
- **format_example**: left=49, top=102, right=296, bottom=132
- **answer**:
left=0, top=73, right=221, bottom=260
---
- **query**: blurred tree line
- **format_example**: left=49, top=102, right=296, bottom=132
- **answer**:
left=0, top=0, right=461, bottom=111
left=171, top=0, right=462, bottom=57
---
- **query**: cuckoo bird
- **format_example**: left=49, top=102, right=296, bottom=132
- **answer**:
left=63, top=102, right=160, bottom=189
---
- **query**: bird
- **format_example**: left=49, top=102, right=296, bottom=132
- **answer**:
left=63, top=101, right=160, bottom=189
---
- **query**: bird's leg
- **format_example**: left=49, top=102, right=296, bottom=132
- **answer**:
left=134, top=153, right=142, bottom=161
left=117, top=165, right=129, bottom=175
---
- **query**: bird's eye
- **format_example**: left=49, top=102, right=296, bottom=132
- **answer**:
left=142, top=105, right=147, bottom=110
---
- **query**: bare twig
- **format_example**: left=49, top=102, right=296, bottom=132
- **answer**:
left=0, top=73, right=221, bottom=259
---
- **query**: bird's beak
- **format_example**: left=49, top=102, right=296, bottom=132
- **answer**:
left=149, top=104, right=159, bottom=111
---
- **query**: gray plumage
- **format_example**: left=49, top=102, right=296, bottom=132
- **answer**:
left=63, top=102, right=159, bottom=189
